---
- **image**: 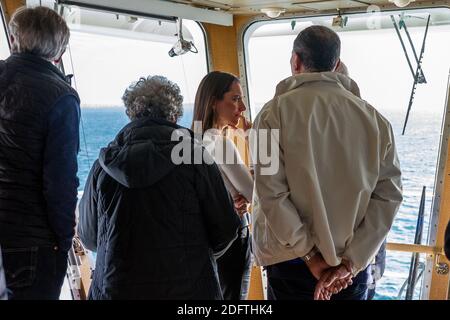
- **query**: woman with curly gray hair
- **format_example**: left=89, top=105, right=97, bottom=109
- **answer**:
left=78, top=75, right=240, bottom=299
left=123, top=75, right=184, bottom=122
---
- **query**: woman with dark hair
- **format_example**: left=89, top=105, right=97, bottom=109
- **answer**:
left=192, top=71, right=253, bottom=300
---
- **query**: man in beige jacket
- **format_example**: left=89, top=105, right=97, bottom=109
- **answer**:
left=251, top=26, right=402, bottom=300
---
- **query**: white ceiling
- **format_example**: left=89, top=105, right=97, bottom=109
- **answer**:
left=171, top=0, right=420, bottom=14
left=54, top=0, right=450, bottom=27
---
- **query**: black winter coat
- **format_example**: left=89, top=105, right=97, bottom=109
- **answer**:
left=78, top=117, right=240, bottom=299
left=0, top=53, right=80, bottom=251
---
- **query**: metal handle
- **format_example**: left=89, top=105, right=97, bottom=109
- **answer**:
left=435, top=262, right=449, bottom=275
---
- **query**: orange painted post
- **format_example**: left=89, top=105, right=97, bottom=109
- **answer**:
left=4, top=0, right=24, bottom=20
left=429, top=138, right=450, bottom=300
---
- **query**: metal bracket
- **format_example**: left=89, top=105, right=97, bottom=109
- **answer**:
left=434, top=254, right=449, bottom=275
left=435, top=261, right=449, bottom=275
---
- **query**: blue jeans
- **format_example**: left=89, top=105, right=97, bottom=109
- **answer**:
left=2, top=246, right=68, bottom=300
left=266, top=258, right=369, bottom=300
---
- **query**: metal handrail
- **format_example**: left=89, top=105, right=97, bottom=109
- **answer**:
left=405, top=186, right=427, bottom=299
left=386, top=242, right=443, bottom=255
left=397, top=262, right=426, bottom=300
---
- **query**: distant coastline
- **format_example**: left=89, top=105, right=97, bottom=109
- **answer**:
left=81, top=103, right=195, bottom=110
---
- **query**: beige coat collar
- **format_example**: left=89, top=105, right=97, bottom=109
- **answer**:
left=275, top=71, right=361, bottom=98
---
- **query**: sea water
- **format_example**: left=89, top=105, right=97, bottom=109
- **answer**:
left=77, top=106, right=444, bottom=300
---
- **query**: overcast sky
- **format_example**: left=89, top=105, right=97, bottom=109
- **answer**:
left=2, top=14, right=449, bottom=121
left=0, top=21, right=9, bottom=59
left=60, top=19, right=207, bottom=109
left=248, top=25, right=450, bottom=118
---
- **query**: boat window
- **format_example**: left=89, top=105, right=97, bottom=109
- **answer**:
left=0, top=6, right=9, bottom=59
left=60, top=7, right=208, bottom=190
left=243, top=8, right=450, bottom=300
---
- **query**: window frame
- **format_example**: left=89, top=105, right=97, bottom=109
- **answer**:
left=239, top=5, right=450, bottom=121
left=57, top=3, right=210, bottom=110
left=238, top=5, right=450, bottom=300
left=57, top=3, right=210, bottom=76
left=0, top=1, right=11, bottom=55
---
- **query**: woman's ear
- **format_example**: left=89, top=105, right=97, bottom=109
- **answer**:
left=211, top=97, right=217, bottom=111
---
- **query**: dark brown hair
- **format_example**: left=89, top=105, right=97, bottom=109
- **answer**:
left=192, top=71, right=239, bottom=133
left=293, top=25, right=341, bottom=72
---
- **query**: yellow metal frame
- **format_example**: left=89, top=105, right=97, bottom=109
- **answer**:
left=427, top=77, right=450, bottom=299
left=386, top=243, right=443, bottom=255
left=1, top=0, right=22, bottom=20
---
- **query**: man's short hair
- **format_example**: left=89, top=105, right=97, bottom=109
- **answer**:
left=293, top=25, right=341, bottom=72
left=9, top=6, right=70, bottom=61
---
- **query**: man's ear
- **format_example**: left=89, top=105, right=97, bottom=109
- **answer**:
left=290, top=51, right=302, bottom=75
left=333, top=58, right=341, bottom=72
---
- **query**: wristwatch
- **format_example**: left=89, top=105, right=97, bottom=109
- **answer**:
left=301, top=247, right=319, bottom=263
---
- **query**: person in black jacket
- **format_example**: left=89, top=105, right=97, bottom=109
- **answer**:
left=78, top=75, right=240, bottom=300
left=0, top=7, right=80, bottom=300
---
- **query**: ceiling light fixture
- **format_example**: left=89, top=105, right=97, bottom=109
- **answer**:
left=389, top=0, right=416, bottom=8
left=261, top=7, right=286, bottom=19
left=332, top=9, right=348, bottom=28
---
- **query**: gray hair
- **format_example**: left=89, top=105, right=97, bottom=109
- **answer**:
left=123, top=76, right=184, bottom=122
left=9, top=6, right=70, bottom=61
left=293, top=26, right=341, bottom=72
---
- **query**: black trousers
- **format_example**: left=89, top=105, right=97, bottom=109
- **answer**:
left=2, top=246, right=68, bottom=300
left=217, top=226, right=252, bottom=300
left=267, top=258, right=369, bottom=300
